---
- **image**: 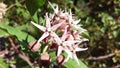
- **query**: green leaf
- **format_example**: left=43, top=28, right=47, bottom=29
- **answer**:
left=0, top=29, right=9, bottom=37
left=82, top=31, right=90, bottom=38
left=0, top=58, right=8, bottom=68
left=26, top=0, right=45, bottom=16
left=49, top=52, right=56, bottom=63
left=32, top=12, right=39, bottom=23
left=64, top=58, right=88, bottom=68
left=113, top=31, right=119, bottom=38
left=0, top=24, right=35, bottom=42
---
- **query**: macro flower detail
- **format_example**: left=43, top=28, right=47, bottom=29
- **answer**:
left=31, top=14, right=63, bottom=43
left=56, top=26, right=88, bottom=64
left=31, top=3, right=89, bottom=65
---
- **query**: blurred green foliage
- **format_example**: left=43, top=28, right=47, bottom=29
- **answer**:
left=0, top=58, right=8, bottom=68
left=0, top=0, right=120, bottom=68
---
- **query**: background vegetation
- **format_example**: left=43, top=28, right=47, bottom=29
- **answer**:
left=0, top=0, right=120, bottom=68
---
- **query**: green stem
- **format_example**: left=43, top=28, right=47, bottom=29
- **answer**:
left=42, top=44, right=49, bottom=53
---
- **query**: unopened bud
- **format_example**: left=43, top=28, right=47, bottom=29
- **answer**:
left=57, top=55, right=65, bottom=65
left=28, top=40, right=41, bottom=52
left=39, top=53, right=51, bottom=66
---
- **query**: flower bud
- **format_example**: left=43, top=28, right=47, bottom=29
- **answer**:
left=39, top=53, right=51, bottom=66
left=28, top=40, right=41, bottom=52
left=57, top=55, right=65, bottom=65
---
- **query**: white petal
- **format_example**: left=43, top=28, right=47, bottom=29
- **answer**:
left=80, top=38, right=89, bottom=42
left=64, top=49, right=72, bottom=61
left=61, top=26, right=68, bottom=41
left=37, top=32, right=49, bottom=43
left=69, top=9, right=72, bottom=17
left=78, top=28, right=87, bottom=33
left=69, top=10, right=73, bottom=23
left=50, top=32, right=62, bottom=45
left=48, top=2, right=58, bottom=14
left=67, top=35, right=74, bottom=41
left=73, top=19, right=81, bottom=25
left=45, top=13, right=51, bottom=31
left=75, top=48, right=88, bottom=51
left=73, top=25, right=80, bottom=29
left=73, top=54, right=80, bottom=64
left=63, top=40, right=81, bottom=46
left=31, top=21, right=46, bottom=32
left=51, top=22, right=63, bottom=31
left=54, top=5, right=59, bottom=14
left=75, top=38, right=89, bottom=45
left=65, top=54, right=70, bottom=62
left=57, top=46, right=63, bottom=56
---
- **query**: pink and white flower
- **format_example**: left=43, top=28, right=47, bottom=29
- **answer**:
left=31, top=3, right=89, bottom=64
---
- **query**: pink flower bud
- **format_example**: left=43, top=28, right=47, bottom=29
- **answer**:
left=28, top=40, right=41, bottom=52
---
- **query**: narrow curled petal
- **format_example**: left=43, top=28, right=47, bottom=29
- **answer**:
left=67, top=35, right=74, bottom=41
left=50, top=32, right=62, bottom=45
left=37, top=32, right=49, bottom=43
left=63, top=40, right=81, bottom=46
left=74, top=38, right=89, bottom=45
left=75, top=47, right=88, bottom=51
left=78, top=28, right=87, bottom=33
left=80, top=38, right=89, bottom=42
left=61, top=26, right=68, bottom=41
left=45, top=13, right=51, bottom=31
left=57, top=46, right=63, bottom=56
left=31, top=21, right=46, bottom=32
left=48, top=2, right=58, bottom=14
left=69, top=9, right=72, bottom=17
left=73, top=54, right=79, bottom=64
left=54, top=5, right=59, bottom=14
left=64, top=49, right=72, bottom=62
left=51, top=22, right=63, bottom=31
left=69, top=10, right=73, bottom=23
left=73, top=19, right=81, bottom=25
left=65, top=55, right=70, bottom=62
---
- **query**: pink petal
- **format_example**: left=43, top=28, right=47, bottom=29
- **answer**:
left=69, top=10, right=73, bottom=23
left=64, top=49, right=72, bottom=61
left=37, top=32, right=49, bottom=43
left=65, top=55, right=70, bottom=62
left=57, top=46, right=63, bottom=56
left=51, top=22, right=63, bottom=31
left=50, top=32, right=62, bottom=45
left=48, top=2, right=58, bottom=14
left=63, top=40, right=81, bottom=46
left=78, top=38, right=89, bottom=43
left=73, top=38, right=89, bottom=46
left=73, top=19, right=81, bottom=25
left=45, top=13, right=51, bottom=31
left=75, top=48, right=88, bottom=51
left=78, top=28, right=86, bottom=34
left=31, top=21, right=46, bottom=32
left=69, top=10, right=72, bottom=17
left=67, top=35, right=74, bottom=41
left=54, top=5, right=59, bottom=14
left=73, top=54, right=79, bottom=64
left=61, top=26, right=69, bottom=41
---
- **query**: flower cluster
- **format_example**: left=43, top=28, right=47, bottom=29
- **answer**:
left=31, top=3, right=88, bottom=64
left=0, top=2, right=7, bottom=22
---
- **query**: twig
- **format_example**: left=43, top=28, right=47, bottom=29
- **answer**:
left=7, top=0, right=25, bottom=11
left=18, top=53, right=34, bottom=68
left=8, top=37, right=33, bottom=68
left=87, top=53, right=115, bottom=60
left=111, top=65, right=120, bottom=68
left=8, top=37, right=20, bottom=53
